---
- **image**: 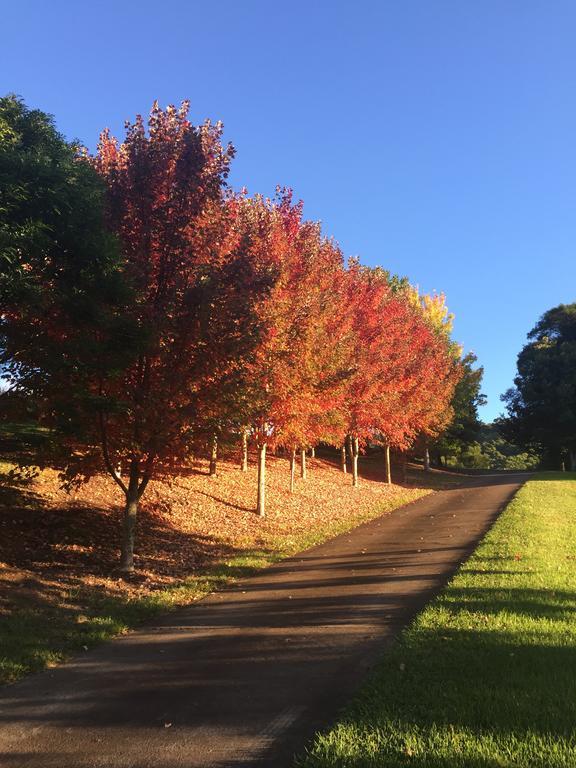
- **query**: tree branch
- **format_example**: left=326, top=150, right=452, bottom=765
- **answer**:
left=99, top=410, right=128, bottom=495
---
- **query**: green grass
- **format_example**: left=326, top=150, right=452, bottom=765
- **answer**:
left=296, top=473, right=576, bottom=768
left=0, top=484, right=429, bottom=685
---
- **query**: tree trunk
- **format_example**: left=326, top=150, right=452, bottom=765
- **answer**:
left=384, top=442, right=392, bottom=485
left=310, top=446, right=315, bottom=458
left=424, top=446, right=430, bottom=472
left=300, top=447, right=307, bottom=479
left=120, top=461, right=140, bottom=573
left=209, top=434, right=218, bottom=476
left=241, top=429, right=248, bottom=472
left=341, top=445, right=347, bottom=473
left=399, top=451, right=407, bottom=484
left=290, top=445, right=296, bottom=492
left=256, top=443, right=267, bottom=517
left=347, top=435, right=354, bottom=463
left=352, top=437, right=359, bottom=487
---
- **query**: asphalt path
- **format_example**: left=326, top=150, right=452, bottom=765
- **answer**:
left=0, top=473, right=527, bottom=768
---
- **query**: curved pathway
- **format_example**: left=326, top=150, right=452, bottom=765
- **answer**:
left=0, top=473, right=527, bottom=767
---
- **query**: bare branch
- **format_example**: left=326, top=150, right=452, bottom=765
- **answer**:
left=99, top=411, right=128, bottom=495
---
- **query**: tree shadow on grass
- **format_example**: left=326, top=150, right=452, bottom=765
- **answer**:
left=296, top=584, right=576, bottom=767
left=192, top=489, right=254, bottom=513
left=316, top=449, right=468, bottom=491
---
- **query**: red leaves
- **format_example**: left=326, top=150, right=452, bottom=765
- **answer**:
left=81, top=101, right=460, bottom=521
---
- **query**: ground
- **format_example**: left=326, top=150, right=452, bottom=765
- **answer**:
left=0, top=438, right=457, bottom=685
left=0, top=470, right=522, bottom=768
left=297, top=472, right=576, bottom=768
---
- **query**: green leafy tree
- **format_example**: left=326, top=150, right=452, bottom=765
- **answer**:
left=428, top=352, right=486, bottom=466
left=502, top=303, right=576, bottom=470
left=0, top=94, right=125, bottom=453
left=480, top=423, right=539, bottom=470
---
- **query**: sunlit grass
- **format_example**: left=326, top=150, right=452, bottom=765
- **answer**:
left=296, top=473, right=576, bottom=767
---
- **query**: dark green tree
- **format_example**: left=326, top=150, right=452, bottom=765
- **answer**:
left=429, top=352, right=486, bottom=466
left=0, top=96, right=128, bottom=489
left=501, top=303, right=576, bottom=470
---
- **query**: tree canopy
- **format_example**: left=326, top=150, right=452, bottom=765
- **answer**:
left=428, top=352, right=486, bottom=465
left=502, top=303, right=576, bottom=470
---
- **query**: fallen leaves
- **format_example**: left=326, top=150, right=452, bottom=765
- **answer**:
left=0, top=452, right=427, bottom=615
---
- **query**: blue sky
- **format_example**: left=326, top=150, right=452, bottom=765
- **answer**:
left=2, top=0, right=575, bottom=421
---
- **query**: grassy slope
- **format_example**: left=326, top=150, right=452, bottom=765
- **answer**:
left=0, top=458, right=447, bottom=685
left=297, top=473, right=576, bottom=768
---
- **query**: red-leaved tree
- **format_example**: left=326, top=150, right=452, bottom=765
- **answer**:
left=88, top=102, right=273, bottom=571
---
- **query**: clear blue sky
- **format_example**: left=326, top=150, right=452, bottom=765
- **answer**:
left=2, top=0, right=576, bottom=421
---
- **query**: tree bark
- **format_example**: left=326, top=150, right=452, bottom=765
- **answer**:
left=300, top=447, right=307, bottom=479
left=241, top=429, right=248, bottom=472
left=290, top=445, right=296, bottom=492
left=209, top=434, right=218, bottom=476
left=347, top=435, right=354, bottom=463
left=384, top=442, right=392, bottom=485
left=256, top=443, right=267, bottom=517
left=399, top=451, right=407, bottom=484
left=120, top=460, right=140, bottom=574
left=352, top=437, right=359, bottom=487
left=341, top=445, right=347, bottom=473
left=424, top=446, right=430, bottom=472
left=310, top=446, right=315, bottom=458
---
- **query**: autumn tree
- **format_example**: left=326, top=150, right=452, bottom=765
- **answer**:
left=236, top=192, right=354, bottom=513
left=402, top=290, right=463, bottom=470
left=335, top=272, right=461, bottom=486
left=3, top=100, right=274, bottom=572
left=339, top=267, right=425, bottom=485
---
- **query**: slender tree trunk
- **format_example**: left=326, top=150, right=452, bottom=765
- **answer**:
left=120, top=460, right=140, bottom=574
left=256, top=443, right=267, bottom=517
left=310, top=446, right=315, bottom=458
left=384, top=442, right=392, bottom=485
left=241, top=429, right=248, bottom=472
left=424, top=446, right=430, bottom=472
left=400, top=451, right=407, bottom=484
left=347, top=435, right=354, bottom=463
left=300, top=447, right=307, bottom=479
left=352, top=437, right=359, bottom=487
left=209, top=434, right=218, bottom=476
left=290, top=445, right=296, bottom=492
left=341, top=445, right=347, bottom=473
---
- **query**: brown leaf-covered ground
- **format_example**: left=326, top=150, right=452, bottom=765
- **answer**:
left=0, top=449, right=460, bottom=683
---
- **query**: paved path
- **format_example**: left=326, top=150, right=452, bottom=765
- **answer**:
left=0, top=473, right=527, bottom=768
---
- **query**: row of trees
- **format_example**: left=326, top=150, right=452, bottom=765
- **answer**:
left=1, top=97, right=463, bottom=572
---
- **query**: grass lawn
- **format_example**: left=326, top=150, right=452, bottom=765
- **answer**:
left=0, top=453, right=454, bottom=686
left=297, top=473, right=576, bottom=768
